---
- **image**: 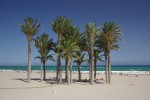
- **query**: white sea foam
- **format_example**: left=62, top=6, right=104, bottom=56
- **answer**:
left=111, top=71, right=150, bottom=75
left=78, top=71, right=150, bottom=75
left=0, top=70, right=149, bottom=75
left=0, top=69, right=16, bottom=72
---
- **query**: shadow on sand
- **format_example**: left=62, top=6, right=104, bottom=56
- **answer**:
left=0, top=78, right=105, bottom=90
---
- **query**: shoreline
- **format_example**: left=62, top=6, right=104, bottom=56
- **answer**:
left=0, top=70, right=150, bottom=75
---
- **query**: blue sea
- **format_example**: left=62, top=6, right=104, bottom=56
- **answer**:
left=0, top=65, right=150, bottom=71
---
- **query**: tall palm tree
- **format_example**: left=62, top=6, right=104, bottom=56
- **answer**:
left=84, top=23, right=100, bottom=84
left=19, top=17, right=41, bottom=83
left=51, top=16, right=72, bottom=83
left=33, top=33, right=54, bottom=81
left=101, top=22, right=122, bottom=84
left=58, top=40, right=80, bottom=84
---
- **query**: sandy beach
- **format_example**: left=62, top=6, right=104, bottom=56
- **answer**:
left=0, top=71, right=150, bottom=100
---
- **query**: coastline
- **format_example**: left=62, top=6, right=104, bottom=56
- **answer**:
left=1, top=70, right=150, bottom=75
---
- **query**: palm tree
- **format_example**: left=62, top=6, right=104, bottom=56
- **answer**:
left=84, top=23, right=100, bottom=84
left=33, top=33, right=54, bottom=81
left=19, top=17, right=41, bottom=83
left=64, top=26, right=82, bottom=43
left=101, top=22, right=122, bottom=84
left=63, top=26, right=82, bottom=81
left=93, top=48, right=103, bottom=81
left=51, top=16, right=72, bottom=83
left=96, top=35, right=109, bottom=83
left=73, top=52, right=87, bottom=81
left=71, top=31, right=88, bottom=82
left=58, top=40, right=80, bottom=84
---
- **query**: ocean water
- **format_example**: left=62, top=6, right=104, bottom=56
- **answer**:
left=0, top=65, right=150, bottom=71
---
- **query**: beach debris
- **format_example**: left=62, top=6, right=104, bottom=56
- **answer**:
left=99, top=78, right=103, bottom=80
left=73, top=78, right=77, bottom=82
left=50, top=90, right=56, bottom=94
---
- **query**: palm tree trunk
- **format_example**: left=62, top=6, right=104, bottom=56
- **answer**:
left=43, top=61, right=46, bottom=80
left=40, top=60, right=43, bottom=82
left=77, top=63, right=81, bottom=81
left=57, top=34, right=62, bottom=83
left=56, top=65, right=58, bottom=82
left=56, top=37, right=59, bottom=82
left=65, top=58, right=68, bottom=81
left=90, top=36, right=94, bottom=85
left=65, top=59, right=67, bottom=81
left=94, top=58, right=96, bottom=81
left=108, top=53, right=111, bottom=84
left=58, top=56, right=62, bottom=83
left=70, top=57, right=73, bottom=83
left=107, top=42, right=111, bottom=84
left=56, top=56, right=60, bottom=82
left=105, top=53, right=108, bottom=83
left=88, top=52, right=91, bottom=81
left=90, top=52, right=94, bottom=84
left=27, top=40, right=31, bottom=83
left=66, top=59, right=70, bottom=84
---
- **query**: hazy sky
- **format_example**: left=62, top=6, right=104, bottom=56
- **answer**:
left=0, top=0, right=150, bottom=65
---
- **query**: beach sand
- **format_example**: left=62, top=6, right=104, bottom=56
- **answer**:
left=0, top=71, right=150, bottom=100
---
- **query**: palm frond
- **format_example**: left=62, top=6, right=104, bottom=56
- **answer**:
left=34, top=56, right=41, bottom=59
left=19, top=17, right=41, bottom=38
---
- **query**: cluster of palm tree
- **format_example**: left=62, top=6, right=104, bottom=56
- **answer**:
left=19, top=17, right=55, bottom=83
left=19, top=16, right=122, bottom=84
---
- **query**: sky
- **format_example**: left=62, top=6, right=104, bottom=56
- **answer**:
left=0, top=0, right=150, bottom=65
